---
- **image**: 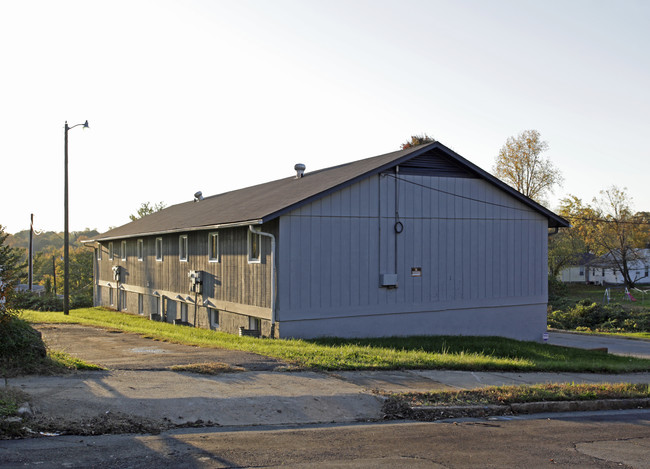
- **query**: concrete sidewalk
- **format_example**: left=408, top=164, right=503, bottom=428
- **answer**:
left=8, top=368, right=650, bottom=427
left=4, top=323, right=649, bottom=430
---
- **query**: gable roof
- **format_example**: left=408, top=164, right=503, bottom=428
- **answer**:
left=91, top=141, right=569, bottom=241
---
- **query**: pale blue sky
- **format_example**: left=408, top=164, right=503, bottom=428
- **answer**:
left=1, top=0, right=648, bottom=234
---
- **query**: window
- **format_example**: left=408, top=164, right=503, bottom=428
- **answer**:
left=121, top=240, right=127, bottom=261
left=97, top=244, right=102, bottom=261
left=121, top=290, right=127, bottom=311
left=208, top=232, right=219, bottom=262
left=138, top=293, right=144, bottom=314
left=179, top=235, right=188, bottom=262
left=137, top=239, right=143, bottom=261
left=155, top=237, right=163, bottom=261
left=249, top=316, right=261, bottom=331
left=579, top=267, right=584, bottom=276
left=248, top=231, right=261, bottom=263
left=646, top=266, right=649, bottom=277
left=208, top=308, right=219, bottom=330
left=602, top=268, right=605, bottom=276
left=180, top=303, right=188, bottom=323
left=109, top=242, right=114, bottom=260
left=109, top=286, right=114, bottom=306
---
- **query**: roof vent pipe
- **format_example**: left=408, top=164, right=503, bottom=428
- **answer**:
left=194, top=191, right=204, bottom=202
left=294, top=163, right=306, bottom=179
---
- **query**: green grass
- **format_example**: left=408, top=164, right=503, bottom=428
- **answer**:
left=47, top=350, right=105, bottom=371
left=21, top=307, right=650, bottom=373
left=562, top=284, right=650, bottom=307
left=392, top=382, right=650, bottom=407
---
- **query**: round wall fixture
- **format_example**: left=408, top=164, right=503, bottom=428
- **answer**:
left=394, top=221, right=404, bottom=233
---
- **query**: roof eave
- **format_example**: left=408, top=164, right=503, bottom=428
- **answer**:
left=87, top=219, right=264, bottom=242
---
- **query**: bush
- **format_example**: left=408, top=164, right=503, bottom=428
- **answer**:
left=11, top=291, right=63, bottom=311
left=548, top=276, right=568, bottom=299
left=0, top=317, right=47, bottom=375
left=547, top=299, right=650, bottom=332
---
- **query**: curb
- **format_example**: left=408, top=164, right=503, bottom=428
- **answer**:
left=384, top=398, right=650, bottom=421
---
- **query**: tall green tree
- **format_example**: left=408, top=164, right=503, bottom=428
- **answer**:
left=129, top=201, right=166, bottom=221
left=493, top=130, right=562, bottom=205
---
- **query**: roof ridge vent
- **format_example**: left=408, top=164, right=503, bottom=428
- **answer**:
left=294, top=163, right=306, bottom=178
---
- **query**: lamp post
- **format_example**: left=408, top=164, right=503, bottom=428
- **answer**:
left=64, top=120, right=89, bottom=315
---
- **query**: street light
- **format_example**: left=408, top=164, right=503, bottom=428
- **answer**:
left=64, top=120, right=89, bottom=315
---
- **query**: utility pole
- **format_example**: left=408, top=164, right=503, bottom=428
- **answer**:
left=28, top=213, right=34, bottom=291
left=64, top=120, right=89, bottom=315
left=52, top=256, right=57, bottom=295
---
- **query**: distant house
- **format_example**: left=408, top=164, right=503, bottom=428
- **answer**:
left=85, top=142, right=569, bottom=341
left=15, top=284, right=46, bottom=296
left=558, top=253, right=597, bottom=283
left=590, top=249, right=650, bottom=286
left=559, top=249, right=650, bottom=286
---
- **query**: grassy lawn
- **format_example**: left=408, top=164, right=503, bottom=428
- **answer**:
left=21, top=307, right=650, bottom=373
left=567, top=330, right=650, bottom=340
left=560, top=283, right=650, bottom=306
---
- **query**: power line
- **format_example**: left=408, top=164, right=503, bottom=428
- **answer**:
left=385, top=174, right=650, bottom=227
left=386, top=173, right=539, bottom=214
left=561, top=215, right=650, bottom=226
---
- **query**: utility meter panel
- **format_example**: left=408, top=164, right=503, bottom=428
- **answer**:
left=112, top=265, right=121, bottom=282
left=188, top=270, right=202, bottom=293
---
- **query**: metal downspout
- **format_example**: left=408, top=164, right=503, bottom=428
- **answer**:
left=249, top=225, right=277, bottom=337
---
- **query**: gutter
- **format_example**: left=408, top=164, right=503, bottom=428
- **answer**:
left=82, top=219, right=264, bottom=243
left=249, top=224, right=277, bottom=337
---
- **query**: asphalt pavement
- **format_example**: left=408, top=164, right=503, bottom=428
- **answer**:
left=547, top=329, right=650, bottom=359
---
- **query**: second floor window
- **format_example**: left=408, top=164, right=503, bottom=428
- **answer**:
left=179, top=235, right=188, bottom=261
left=156, top=237, right=163, bottom=261
left=137, top=239, right=144, bottom=261
left=209, top=232, right=219, bottom=262
left=248, top=231, right=261, bottom=263
left=121, top=241, right=127, bottom=261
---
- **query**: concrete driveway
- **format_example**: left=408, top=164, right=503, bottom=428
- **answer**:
left=547, top=331, right=650, bottom=359
left=35, top=323, right=285, bottom=371
left=5, top=324, right=649, bottom=430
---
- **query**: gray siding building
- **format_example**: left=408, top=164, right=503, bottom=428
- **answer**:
left=87, top=142, right=568, bottom=341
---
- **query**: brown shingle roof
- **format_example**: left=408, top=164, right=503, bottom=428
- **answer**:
left=92, top=142, right=568, bottom=241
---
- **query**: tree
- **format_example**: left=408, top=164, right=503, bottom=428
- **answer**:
left=129, top=201, right=166, bottom=221
left=493, top=130, right=562, bottom=204
left=559, top=187, right=650, bottom=287
left=547, top=228, right=587, bottom=279
left=400, top=133, right=435, bottom=150
left=0, top=225, right=24, bottom=291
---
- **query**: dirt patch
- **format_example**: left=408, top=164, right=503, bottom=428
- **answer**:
left=2, top=412, right=173, bottom=439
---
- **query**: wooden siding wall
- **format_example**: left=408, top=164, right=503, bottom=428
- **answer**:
left=277, top=173, right=548, bottom=323
left=95, top=222, right=276, bottom=318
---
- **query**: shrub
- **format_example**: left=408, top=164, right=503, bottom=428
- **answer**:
left=11, top=291, right=63, bottom=311
left=0, top=317, right=47, bottom=375
left=547, top=298, right=650, bottom=332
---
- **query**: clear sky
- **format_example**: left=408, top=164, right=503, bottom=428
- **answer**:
left=1, top=0, right=648, bottom=235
